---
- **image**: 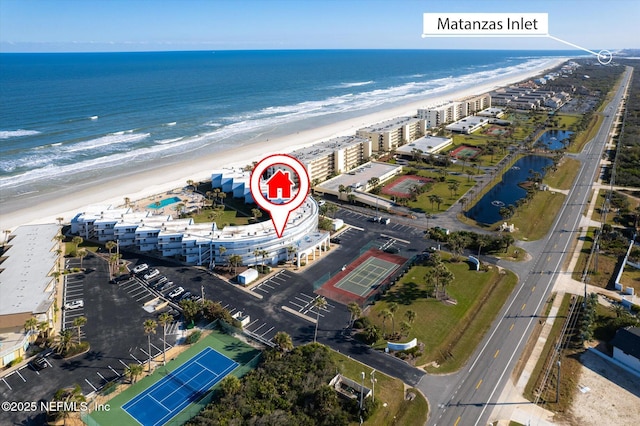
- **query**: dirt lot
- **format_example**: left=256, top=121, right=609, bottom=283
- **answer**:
left=569, top=350, right=640, bottom=426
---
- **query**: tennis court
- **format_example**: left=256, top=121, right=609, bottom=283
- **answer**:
left=122, top=347, right=238, bottom=426
left=450, top=145, right=481, bottom=160
left=335, top=257, right=402, bottom=296
left=381, top=175, right=434, bottom=198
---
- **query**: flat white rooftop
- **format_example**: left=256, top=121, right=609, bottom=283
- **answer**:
left=290, top=135, right=369, bottom=162
left=396, top=135, right=452, bottom=156
left=358, top=116, right=421, bottom=133
left=0, top=224, right=59, bottom=316
left=317, top=162, right=402, bottom=193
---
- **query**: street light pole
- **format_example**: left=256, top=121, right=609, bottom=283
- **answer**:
left=360, top=371, right=365, bottom=425
left=370, top=370, right=376, bottom=403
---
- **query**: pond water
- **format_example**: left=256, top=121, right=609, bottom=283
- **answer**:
left=465, top=155, right=554, bottom=225
left=536, top=130, right=574, bottom=150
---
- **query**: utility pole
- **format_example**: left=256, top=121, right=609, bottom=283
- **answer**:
left=360, top=371, right=365, bottom=425
left=370, top=370, right=376, bottom=403
left=556, top=360, right=561, bottom=403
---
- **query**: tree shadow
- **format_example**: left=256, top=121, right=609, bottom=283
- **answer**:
left=386, top=281, right=430, bottom=305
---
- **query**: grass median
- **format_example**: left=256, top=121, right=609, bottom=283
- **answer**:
left=367, top=256, right=518, bottom=374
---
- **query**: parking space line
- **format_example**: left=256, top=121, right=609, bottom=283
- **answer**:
left=15, top=370, right=26, bottom=382
left=289, top=301, right=305, bottom=310
left=118, top=359, right=130, bottom=368
left=84, top=378, right=97, bottom=391
left=260, top=327, right=274, bottom=337
left=97, top=371, right=107, bottom=384
left=108, top=365, right=120, bottom=377
left=246, top=319, right=259, bottom=328
left=150, top=342, right=162, bottom=353
left=129, top=353, right=143, bottom=364
left=252, top=323, right=266, bottom=333
left=25, top=365, right=39, bottom=375
left=2, top=377, right=12, bottom=390
left=255, top=287, right=270, bottom=293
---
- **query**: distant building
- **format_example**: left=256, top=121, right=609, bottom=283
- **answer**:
left=0, top=224, right=60, bottom=368
left=610, top=326, right=640, bottom=373
left=356, top=117, right=425, bottom=152
left=417, top=93, right=491, bottom=129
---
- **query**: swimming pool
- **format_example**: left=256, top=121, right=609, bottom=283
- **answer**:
left=147, top=196, right=182, bottom=209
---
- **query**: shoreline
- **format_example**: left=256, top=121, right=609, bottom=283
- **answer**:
left=0, top=57, right=568, bottom=230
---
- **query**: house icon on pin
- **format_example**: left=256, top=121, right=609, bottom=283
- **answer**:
left=266, top=170, right=294, bottom=200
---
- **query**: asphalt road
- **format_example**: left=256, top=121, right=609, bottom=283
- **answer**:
left=421, top=66, right=633, bottom=426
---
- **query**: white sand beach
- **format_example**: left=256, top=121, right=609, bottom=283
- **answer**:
left=0, top=58, right=567, bottom=230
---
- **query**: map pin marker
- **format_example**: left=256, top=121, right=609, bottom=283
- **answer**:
left=250, top=154, right=310, bottom=238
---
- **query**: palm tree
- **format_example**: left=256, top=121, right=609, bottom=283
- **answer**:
left=425, top=212, right=433, bottom=229
left=71, top=236, right=83, bottom=252
left=72, top=316, right=87, bottom=344
left=218, top=246, right=227, bottom=269
left=388, top=302, right=398, bottom=335
left=286, top=246, right=297, bottom=264
left=428, top=194, right=438, bottom=210
left=38, top=321, right=50, bottom=341
left=251, top=208, right=263, bottom=221
left=347, top=302, right=362, bottom=328
left=404, top=309, right=416, bottom=325
left=124, top=197, right=131, bottom=208
left=53, top=329, right=74, bottom=356
left=313, top=296, right=327, bottom=343
left=143, top=319, right=157, bottom=373
left=77, top=247, right=88, bottom=269
left=218, top=191, right=226, bottom=206
left=477, top=234, right=490, bottom=257
left=157, top=312, right=173, bottom=365
left=24, top=316, right=38, bottom=334
left=56, top=217, right=64, bottom=226
left=400, top=321, right=412, bottom=337
left=50, top=384, right=86, bottom=425
left=228, top=254, right=243, bottom=275
left=273, top=331, right=294, bottom=353
left=125, top=363, right=144, bottom=384
left=434, top=195, right=444, bottom=211
left=379, top=309, right=392, bottom=337
left=105, top=240, right=117, bottom=256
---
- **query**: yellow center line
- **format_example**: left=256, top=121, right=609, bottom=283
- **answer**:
left=521, top=303, right=526, bottom=311
left=494, top=349, right=500, bottom=358
left=547, top=255, right=551, bottom=262
left=532, top=286, right=536, bottom=292
left=476, top=379, right=482, bottom=389
left=454, top=416, right=461, bottom=426
left=510, top=323, right=515, bottom=331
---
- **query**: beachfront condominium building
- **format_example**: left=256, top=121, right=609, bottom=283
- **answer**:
left=0, top=224, right=60, bottom=368
left=417, top=93, right=491, bottom=129
left=356, top=117, right=426, bottom=152
left=70, top=197, right=328, bottom=269
left=286, top=135, right=372, bottom=183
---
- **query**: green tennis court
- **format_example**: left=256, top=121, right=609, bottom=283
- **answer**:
left=335, top=257, right=402, bottom=296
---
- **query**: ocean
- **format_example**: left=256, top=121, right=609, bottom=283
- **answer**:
left=0, top=49, right=579, bottom=207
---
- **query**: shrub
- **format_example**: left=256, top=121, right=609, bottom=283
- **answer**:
left=186, top=330, right=201, bottom=344
left=7, top=356, right=23, bottom=367
left=353, top=316, right=371, bottom=329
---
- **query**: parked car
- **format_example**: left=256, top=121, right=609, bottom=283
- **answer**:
left=151, top=277, right=168, bottom=288
left=179, top=291, right=192, bottom=302
left=29, top=356, right=49, bottom=371
left=381, top=217, right=390, bottom=225
left=159, top=281, right=174, bottom=292
left=384, top=246, right=400, bottom=254
left=64, top=299, right=84, bottom=310
left=143, top=269, right=160, bottom=281
left=110, top=274, right=131, bottom=284
left=168, top=287, right=184, bottom=300
left=330, top=237, right=341, bottom=244
left=132, top=263, right=149, bottom=274
left=189, top=294, right=202, bottom=303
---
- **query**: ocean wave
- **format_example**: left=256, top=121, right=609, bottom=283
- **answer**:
left=332, top=80, right=374, bottom=88
left=0, top=129, right=41, bottom=139
left=164, top=121, right=177, bottom=126
left=203, top=121, right=222, bottom=127
left=0, top=135, right=196, bottom=189
left=62, top=132, right=150, bottom=153
left=155, top=137, right=184, bottom=145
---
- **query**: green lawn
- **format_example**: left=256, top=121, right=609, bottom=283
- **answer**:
left=568, top=114, right=603, bottom=154
left=543, top=157, right=580, bottom=190
left=329, top=352, right=428, bottom=426
left=367, top=257, right=518, bottom=373
left=510, top=190, right=566, bottom=241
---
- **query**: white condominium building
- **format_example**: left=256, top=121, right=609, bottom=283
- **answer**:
left=418, top=93, right=491, bottom=128
left=71, top=197, right=327, bottom=268
left=356, top=117, right=426, bottom=152
left=287, top=135, right=372, bottom=183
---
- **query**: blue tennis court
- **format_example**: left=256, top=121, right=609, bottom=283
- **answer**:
left=122, top=347, right=238, bottom=426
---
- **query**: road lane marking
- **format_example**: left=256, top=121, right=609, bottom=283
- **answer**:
left=454, top=416, right=461, bottom=426
left=510, top=323, right=514, bottom=331
left=476, top=379, right=482, bottom=389
left=532, top=286, right=536, bottom=292
left=521, top=304, right=526, bottom=311
left=494, top=350, right=500, bottom=358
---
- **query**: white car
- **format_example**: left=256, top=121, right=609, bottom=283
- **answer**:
left=132, top=263, right=149, bottom=274
left=143, top=269, right=160, bottom=281
left=64, top=299, right=84, bottom=310
left=168, top=287, right=184, bottom=300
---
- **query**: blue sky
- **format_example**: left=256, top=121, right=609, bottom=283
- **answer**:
left=1, top=0, right=637, bottom=52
